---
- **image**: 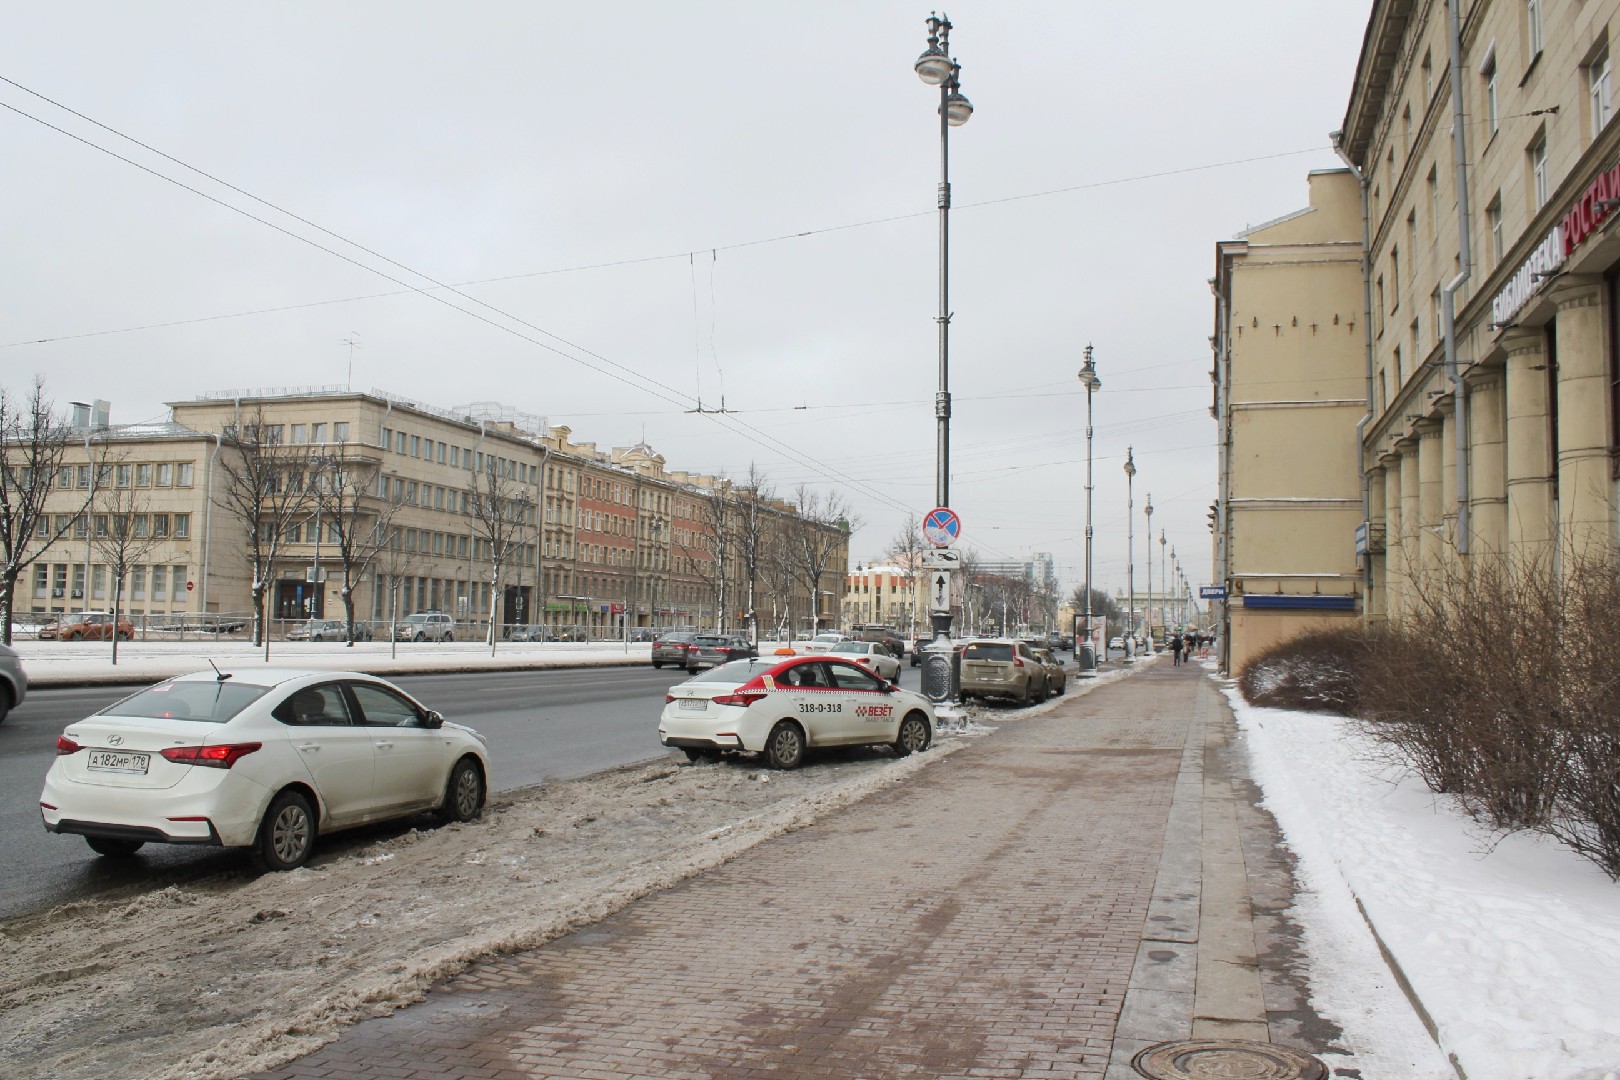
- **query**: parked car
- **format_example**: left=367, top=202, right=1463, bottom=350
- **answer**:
left=799, top=631, right=849, bottom=653
left=659, top=655, right=934, bottom=768
left=508, top=624, right=550, bottom=642
left=851, top=625, right=906, bottom=658
left=39, top=669, right=489, bottom=870
left=37, top=612, right=134, bottom=642
left=0, top=643, right=27, bottom=724
left=629, top=627, right=658, bottom=642
left=392, top=611, right=454, bottom=642
left=1031, top=647, right=1067, bottom=696
left=288, top=619, right=370, bottom=642
left=957, top=638, right=1050, bottom=704
left=651, top=631, right=698, bottom=669
left=687, top=633, right=756, bottom=671
left=827, top=640, right=903, bottom=682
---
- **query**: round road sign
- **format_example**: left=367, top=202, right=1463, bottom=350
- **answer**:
left=922, top=507, right=962, bottom=548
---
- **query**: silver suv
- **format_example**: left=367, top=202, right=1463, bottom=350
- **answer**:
left=393, top=612, right=455, bottom=642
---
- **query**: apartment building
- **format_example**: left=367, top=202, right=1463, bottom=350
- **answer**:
left=21, top=387, right=847, bottom=636
left=1342, top=0, right=1620, bottom=613
left=1212, top=169, right=1367, bottom=671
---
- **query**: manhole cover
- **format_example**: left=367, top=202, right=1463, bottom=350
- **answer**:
left=1132, top=1039, right=1327, bottom=1079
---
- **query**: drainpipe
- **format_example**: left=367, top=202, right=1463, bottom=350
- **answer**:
left=1210, top=270, right=1234, bottom=673
left=201, top=432, right=223, bottom=614
left=1444, top=0, right=1474, bottom=553
left=1331, top=130, right=1376, bottom=610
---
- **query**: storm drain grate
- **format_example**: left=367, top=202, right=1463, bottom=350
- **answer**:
left=1132, top=1039, right=1328, bottom=1080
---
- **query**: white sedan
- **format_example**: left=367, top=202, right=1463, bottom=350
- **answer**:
left=40, top=669, right=489, bottom=871
left=659, top=656, right=935, bottom=769
left=823, top=639, right=903, bottom=681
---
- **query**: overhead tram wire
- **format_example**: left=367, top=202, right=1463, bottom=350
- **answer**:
left=0, top=86, right=924, bottom=519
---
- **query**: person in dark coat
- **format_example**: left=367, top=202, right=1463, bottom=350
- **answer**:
left=1170, top=630, right=1185, bottom=666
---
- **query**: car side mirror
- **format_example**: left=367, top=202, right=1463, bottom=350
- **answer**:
left=423, top=710, right=445, bottom=729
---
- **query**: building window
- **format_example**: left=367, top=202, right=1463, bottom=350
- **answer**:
left=1394, top=345, right=1405, bottom=387
left=1427, top=168, right=1440, bottom=238
left=152, top=514, right=169, bottom=539
left=115, top=464, right=132, bottom=487
left=173, top=565, right=186, bottom=597
left=1483, top=52, right=1499, bottom=136
left=381, top=426, right=392, bottom=451
left=156, top=462, right=172, bottom=486
left=1411, top=318, right=1422, bottom=361
left=131, top=566, right=146, bottom=602
left=92, top=565, right=106, bottom=600
left=1487, top=195, right=1504, bottom=265
left=34, top=565, right=48, bottom=595
left=396, top=431, right=407, bottom=454
left=1591, top=48, right=1613, bottom=139
left=152, top=565, right=167, bottom=602
left=135, top=463, right=151, bottom=487
left=1422, top=49, right=1434, bottom=102
left=177, top=462, right=194, bottom=486
left=173, top=514, right=190, bottom=539
left=411, top=435, right=421, bottom=458
left=311, top=422, right=326, bottom=444
left=290, top=424, right=307, bottom=444
left=1529, top=135, right=1549, bottom=209
left=334, top=421, right=350, bottom=442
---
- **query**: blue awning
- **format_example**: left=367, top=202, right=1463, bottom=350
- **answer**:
left=1241, top=594, right=1357, bottom=611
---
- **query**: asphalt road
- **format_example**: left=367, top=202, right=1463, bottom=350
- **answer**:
left=0, top=662, right=924, bottom=919
left=0, top=666, right=689, bottom=918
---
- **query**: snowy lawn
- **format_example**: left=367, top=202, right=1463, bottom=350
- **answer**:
left=1226, top=679, right=1620, bottom=1080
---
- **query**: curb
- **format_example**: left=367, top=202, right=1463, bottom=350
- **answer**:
left=22, top=655, right=652, bottom=691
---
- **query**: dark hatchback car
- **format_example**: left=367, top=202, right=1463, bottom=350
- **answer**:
left=651, top=631, right=698, bottom=669
left=686, top=634, right=756, bottom=671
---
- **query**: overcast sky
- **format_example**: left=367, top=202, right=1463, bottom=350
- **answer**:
left=2, top=2, right=1371, bottom=604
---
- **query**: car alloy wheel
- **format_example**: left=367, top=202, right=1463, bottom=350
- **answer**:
left=893, top=714, right=931, bottom=756
left=764, top=721, right=806, bottom=770
left=439, top=758, right=485, bottom=823
left=254, top=790, right=315, bottom=872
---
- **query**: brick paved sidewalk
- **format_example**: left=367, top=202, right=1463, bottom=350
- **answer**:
left=248, top=661, right=1338, bottom=1080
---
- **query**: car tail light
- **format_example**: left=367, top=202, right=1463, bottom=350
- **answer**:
left=1013, top=655, right=1025, bottom=667
left=56, top=736, right=82, bottom=755
left=713, top=675, right=769, bottom=708
left=160, top=742, right=263, bottom=769
left=664, top=694, right=676, bottom=704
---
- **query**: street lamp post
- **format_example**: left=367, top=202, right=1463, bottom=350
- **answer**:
left=915, top=11, right=973, bottom=707
left=1078, top=346, right=1100, bottom=674
left=1123, top=447, right=1136, bottom=661
left=1143, top=493, right=1153, bottom=653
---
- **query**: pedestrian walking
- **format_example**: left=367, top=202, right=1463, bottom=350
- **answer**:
left=1170, top=631, right=1184, bottom=666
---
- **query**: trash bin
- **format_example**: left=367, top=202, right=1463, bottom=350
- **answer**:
left=1079, top=643, right=1097, bottom=672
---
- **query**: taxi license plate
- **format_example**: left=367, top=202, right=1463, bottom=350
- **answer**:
left=678, top=698, right=708, bottom=711
left=88, top=750, right=151, bottom=774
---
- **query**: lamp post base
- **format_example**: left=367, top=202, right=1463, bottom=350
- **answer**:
left=920, top=610, right=958, bottom=710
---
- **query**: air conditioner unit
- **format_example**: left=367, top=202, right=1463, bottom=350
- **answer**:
left=51, top=588, right=65, bottom=598
left=70, top=588, right=84, bottom=599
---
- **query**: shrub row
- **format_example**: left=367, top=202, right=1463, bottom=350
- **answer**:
left=1238, top=553, right=1620, bottom=880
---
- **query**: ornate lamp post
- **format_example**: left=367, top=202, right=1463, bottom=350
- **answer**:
left=1143, top=493, right=1153, bottom=653
left=915, top=11, right=974, bottom=706
left=1123, top=447, right=1136, bottom=661
left=1078, top=345, right=1100, bottom=674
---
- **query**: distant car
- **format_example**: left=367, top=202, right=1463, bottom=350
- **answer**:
left=288, top=619, right=370, bottom=642
left=508, top=624, right=550, bottom=642
left=958, top=638, right=1050, bottom=705
left=659, top=655, right=934, bottom=768
left=826, top=640, right=902, bottom=681
left=38, top=612, right=134, bottom=642
left=629, top=627, right=657, bottom=642
left=651, top=631, right=698, bottom=669
left=799, top=632, right=848, bottom=652
left=393, top=612, right=454, bottom=642
left=687, top=634, right=756, bottom=671
left=851, top=625, right=906, bottom=658
left=1109, top=636, right=1124, bottom=651
left=910, top=630, right=934, bottom=667
left=0, top=643, right=27, bottom=724
left=39, top=669, right=489, bottom=871
left=1031, top=647, right=1067, bottom=696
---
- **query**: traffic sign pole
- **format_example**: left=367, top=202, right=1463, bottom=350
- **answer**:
left=919, top=507, right=962, bottom=713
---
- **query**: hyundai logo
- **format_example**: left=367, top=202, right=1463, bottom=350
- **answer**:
left=107, top=735, right=123, bottom=746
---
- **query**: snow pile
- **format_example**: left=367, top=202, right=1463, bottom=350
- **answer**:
left=0, top=745, right=962, bottom=1080
left=1227, top=687, right=1620, bottom=1080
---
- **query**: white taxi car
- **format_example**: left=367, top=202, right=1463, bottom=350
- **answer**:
left=659, top=656, right=934, bottom=769
left=40, top=669, right=489, bottom=871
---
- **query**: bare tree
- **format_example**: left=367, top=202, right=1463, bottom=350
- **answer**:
left=90, top=457, right=167, bottom=665
left=314, top=445, right=404, bottom=647
left=690, top=478, right=733, bottom=632
left=883, top=515, right=929, bottom=574
left=0, top=379, right=88, bottom=644
left=466, top=460, right=535, bottom=654
left=730, top=464, right=775, bottom=644
left=373, top=524, right=424, bottom=659
left=215, top=407, right=317, bottom=649
left=789, top=486, right=858, bottom=635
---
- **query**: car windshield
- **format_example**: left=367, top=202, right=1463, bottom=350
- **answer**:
left=694, top=635, right=727, bottom=646
left=100, top=679, right=273, bottom=723
left=962, top=642, right=1014, bottom=662
left=685, top=658, right=774, bottom=685
left=658, top=633, right=693, bottom=644
left=829, top=641, right=868, bottom=654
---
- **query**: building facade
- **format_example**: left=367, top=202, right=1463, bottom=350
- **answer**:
left=1212, top=170, right=1368, bottom=671
left=1344, top=0, right=1620, bottom=616
left=20, top=388, right=848, bottom=637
